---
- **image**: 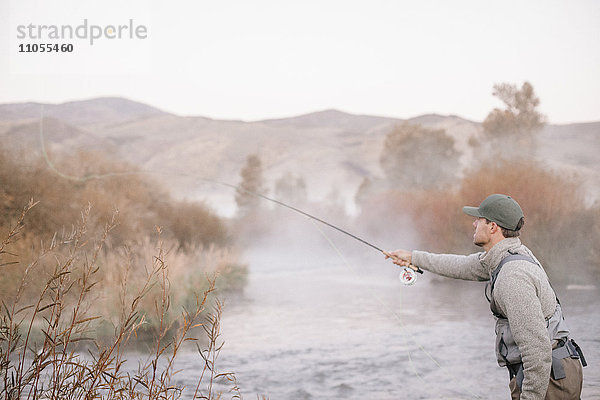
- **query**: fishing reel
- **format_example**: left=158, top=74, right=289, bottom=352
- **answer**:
left=399, top=266, right=418, bottom=285
left=383, top=251, right=423, bottom=285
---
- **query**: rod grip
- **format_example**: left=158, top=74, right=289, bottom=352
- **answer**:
left=383, top=251, right=424, bottom=274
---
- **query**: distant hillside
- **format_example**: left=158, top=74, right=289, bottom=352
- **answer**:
left=0, top=97, right=598, bottom=214
left=0, top=97, right=168, bottom=126
left=0, top=116, right=113, bottom=156
left=262, top=109, right=397, bottom=130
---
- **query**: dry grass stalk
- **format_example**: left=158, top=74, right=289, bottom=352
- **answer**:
left=0, top=202, right=243, bottom=400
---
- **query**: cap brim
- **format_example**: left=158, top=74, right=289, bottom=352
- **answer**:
left=462, top=206, right=482, bottom=218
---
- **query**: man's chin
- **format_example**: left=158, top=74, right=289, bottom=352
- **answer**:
left=473, top=240, right=484, bottom=248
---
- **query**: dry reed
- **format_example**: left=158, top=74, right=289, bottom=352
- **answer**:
left=0, top=201, right=243, bottom=399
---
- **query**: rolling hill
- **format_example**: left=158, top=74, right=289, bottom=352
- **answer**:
left=1, top=97, right=598, bottom=215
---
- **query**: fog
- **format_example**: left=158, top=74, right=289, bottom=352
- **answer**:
left=3, top=1, right=600, bottom=397
left=202, top=209, right=600, bottom=399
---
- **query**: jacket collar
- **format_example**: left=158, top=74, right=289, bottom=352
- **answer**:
left=480, top=237, right=522, bottom=275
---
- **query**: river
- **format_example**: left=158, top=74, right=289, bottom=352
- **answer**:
left=170, top=237, right=599, bottom=399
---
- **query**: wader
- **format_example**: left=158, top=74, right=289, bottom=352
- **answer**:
left=486, top=252, right=586, bottom=399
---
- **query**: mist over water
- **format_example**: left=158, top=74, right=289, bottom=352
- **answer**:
left=174, top=221, right=600, bottom=399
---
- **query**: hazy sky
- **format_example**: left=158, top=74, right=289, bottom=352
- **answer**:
left=1, top=0, right=599, bottom=123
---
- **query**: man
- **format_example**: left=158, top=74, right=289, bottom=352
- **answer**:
left=386, top=194, right=584, bottom=400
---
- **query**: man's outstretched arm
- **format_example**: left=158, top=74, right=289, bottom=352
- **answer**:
left=386, top=249, right=489, bottom=281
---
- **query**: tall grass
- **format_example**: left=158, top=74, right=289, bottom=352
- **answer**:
left=0, top=202, right=243, bottom=399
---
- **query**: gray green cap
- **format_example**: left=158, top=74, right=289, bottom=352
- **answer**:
left=462, top=194, right=524, bottom=230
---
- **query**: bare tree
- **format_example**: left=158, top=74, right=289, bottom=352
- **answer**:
left=274, top=172, right=307, bottom=205
left=482, top=81, right=546, bottom=156
left=235, top=154, right=266, bottom=215
left=379, top=123, right=460, bottom=190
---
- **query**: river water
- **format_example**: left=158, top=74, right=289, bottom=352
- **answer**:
left=170, top=236, right=599, bottom=399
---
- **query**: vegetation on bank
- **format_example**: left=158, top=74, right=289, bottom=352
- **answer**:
left=355, top=82, right=600, bottom=284
left=0, top=141, right=253, bottom=398
left=0, top=201, right=247, bottom=399
left=0, top=144, right=247, bottom=339
left=356, top=158, right=600, bottom=284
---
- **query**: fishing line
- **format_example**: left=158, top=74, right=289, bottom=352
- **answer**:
left=307, top=221, right=434, bottom=369
left=309, top=220, right=484, bottom=399
left=38, top=106, right=423, bottom=278
left=38, top=105, right=141, bottom=182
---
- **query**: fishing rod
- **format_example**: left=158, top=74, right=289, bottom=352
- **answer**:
left=34, top=112, right=479, bottom=395
left=204, top=178, right=424, bottom=284
left=36, top=107, right=422, bottom=284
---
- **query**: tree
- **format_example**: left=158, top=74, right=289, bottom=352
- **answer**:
left=379, top=123, right=461, bottom=190
left=235, top=154, right=266, bottom=215
left=482, top=81, right=546, bottom=156
left=274, top=172, right=307, bottom=205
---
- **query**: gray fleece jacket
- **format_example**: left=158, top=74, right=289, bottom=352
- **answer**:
left=412, top=237, right=556, bottom=400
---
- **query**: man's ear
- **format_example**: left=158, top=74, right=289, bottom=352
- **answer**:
left=489, top=222, right=499, bottom=234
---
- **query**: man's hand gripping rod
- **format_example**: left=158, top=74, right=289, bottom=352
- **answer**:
left=382, top=251, right=423, bottom=273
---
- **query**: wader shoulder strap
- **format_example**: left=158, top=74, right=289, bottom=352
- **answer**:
left=485, top=253, right=538, bottom=307
left=492, top=253, right=538, bottom=285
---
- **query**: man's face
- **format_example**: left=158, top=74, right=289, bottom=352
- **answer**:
left=473, top=217, right=491, bottom=247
